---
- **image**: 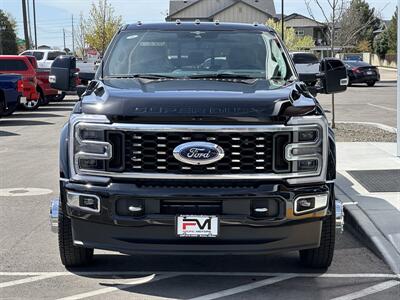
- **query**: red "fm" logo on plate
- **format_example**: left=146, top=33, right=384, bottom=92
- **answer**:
left=182, top=217, right=212, bottom=230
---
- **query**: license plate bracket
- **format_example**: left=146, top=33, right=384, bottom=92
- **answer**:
left=176, top=215, right=219, bottom=238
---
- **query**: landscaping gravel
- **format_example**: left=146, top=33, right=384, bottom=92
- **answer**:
left=333, top=123, right=397, bottom=142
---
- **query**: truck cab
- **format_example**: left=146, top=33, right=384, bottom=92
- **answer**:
left=20, top=49, right=67, bottom=69
left=49, top=22, right=347, bottom=269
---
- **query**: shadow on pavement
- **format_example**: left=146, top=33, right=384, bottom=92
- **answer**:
left=0, top=119, right=53, bottom=126
left=349, top=83, right=396, bottom=88
left=0, top=130, right=19, bottom=137
left=65, top=226, right=374, bottom=279
left=4, top=113, right=64, bottom=119
left=34, top=107, right=74, bottom=112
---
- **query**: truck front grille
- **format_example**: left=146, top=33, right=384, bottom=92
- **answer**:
left=117, top=131, right=290, bottom=175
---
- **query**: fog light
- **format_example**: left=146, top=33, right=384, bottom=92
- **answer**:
left=294, top=194, right=328, bottom=215
left=67, top=192, right=100, bottom=213
left=297, top=159, right=318, bottom=172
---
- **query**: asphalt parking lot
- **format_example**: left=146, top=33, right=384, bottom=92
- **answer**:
left=0, top=94, right=399, bottom=299
left=318, top=82, right=397, bottom=128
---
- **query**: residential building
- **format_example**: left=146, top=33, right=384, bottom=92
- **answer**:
left=166, top=0, right=276, bottom=24
left=281, top=13, right=328, bottom=46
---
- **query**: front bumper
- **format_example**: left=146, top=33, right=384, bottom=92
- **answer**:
left=50, top=180, right=340, bottom=255
left=70, top=217, right=323, bottom=255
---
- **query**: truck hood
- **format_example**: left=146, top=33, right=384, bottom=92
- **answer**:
left=81, top=79, right=317, bottom=123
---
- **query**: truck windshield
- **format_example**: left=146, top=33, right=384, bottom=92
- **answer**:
left=103, top=30, right=295, bottom=85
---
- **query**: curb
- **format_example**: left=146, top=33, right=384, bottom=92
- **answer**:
left=380, top=80, right=397, bottom=83
left=336, top=185, right=400, bottom=275
left=336, top=121, right=397, bottom=134
left=378, top=67, right=397, bottom=71
left=344, top=204, right=400, bottom=275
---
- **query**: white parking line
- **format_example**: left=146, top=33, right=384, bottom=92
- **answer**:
left=0, top=274, right=62, bottom=288
left=189, top=275, right=296, bottom=300
left=0, top=271, right=398, bottom=278
left=367, top=103, right=397, bottom=112
left=330, top=280, right=400, bottom=300
left=55, top=273, right=177, bottom=300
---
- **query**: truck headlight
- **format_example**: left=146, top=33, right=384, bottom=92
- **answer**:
left=285, top=128, right=322, bottom=174
left=73, top=123, right=112, bottom=172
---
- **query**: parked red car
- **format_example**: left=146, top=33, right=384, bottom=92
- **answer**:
left=0, top=55, right=62, bottom=110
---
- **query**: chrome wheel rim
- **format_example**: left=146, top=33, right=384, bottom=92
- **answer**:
left=24, top=98, right=39, bottom=108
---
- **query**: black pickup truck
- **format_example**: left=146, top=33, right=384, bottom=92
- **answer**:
left=49, top=22, right=347, bottom=269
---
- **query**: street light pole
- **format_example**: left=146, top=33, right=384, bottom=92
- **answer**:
left=281, top=0, right=284, bottom=42
left=21, top=0, right=30, bottom=50
left=397, top=0, right=400, bottom=157
left=0, top=22, right=4, bottom=55
left=33, top=0, right=37, bottom=49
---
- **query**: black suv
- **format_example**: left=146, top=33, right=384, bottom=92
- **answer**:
left=49, top=22, right=347, bottom=269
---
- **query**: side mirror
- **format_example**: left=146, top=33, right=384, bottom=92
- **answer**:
left=78, top=72, right=95, bottom=86
left=298, top=73, right=317, bottom=86
left=319, top=58, right=348, bottom=94
left=76, top=85, right=87, bottom=98
left=49, top=55, right=77, bottom=91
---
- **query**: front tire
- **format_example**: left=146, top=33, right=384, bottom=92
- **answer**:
left=2, top=97, right=19, bottom=116
left=52, top=92, right=66, bottom=102
left=58, top=207, right=94, bottom=267
left=299, top=191, right=335, bottom=269
left=21, top=96, right=41, bottom=110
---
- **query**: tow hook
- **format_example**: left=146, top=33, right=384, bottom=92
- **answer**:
left=50, top=198, right=59, bottom=233
left=335, top=200, right=344, bottom=233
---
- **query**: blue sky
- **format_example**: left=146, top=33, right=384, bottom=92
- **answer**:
left=0, top=0, right=397, bottom=49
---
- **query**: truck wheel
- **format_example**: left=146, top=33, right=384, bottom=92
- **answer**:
left=52, top=92, right=66, bottom=102
left=299, top=192, right=335, bottom=269
left=58, top=208, right=94, bottom=267
left=39, top=93, right=50, bottom=106
left=2, top=98, right=19, bottom=116
left=21, top=98, right=40, bottom=110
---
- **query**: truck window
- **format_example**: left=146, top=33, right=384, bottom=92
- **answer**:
left=104, top=30, right=294, bottom=86
left=47, top=51, right=65, bottom=60
left=32, top=51, right=45, bottom=60
left=0, top=59, right=28, bottom=71
left=292, top=53, right=319, bottom=64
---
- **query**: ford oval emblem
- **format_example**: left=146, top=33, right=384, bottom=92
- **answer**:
left=173, top=142, right=225, bottom=165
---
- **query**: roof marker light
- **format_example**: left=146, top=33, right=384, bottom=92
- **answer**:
left=176, top=19, right=181, bottom=25
left=137, top=21, right=142, bottom=26
left=215, top=20, right=220, bottom=25
left=195, top=19, right=201, bottom=25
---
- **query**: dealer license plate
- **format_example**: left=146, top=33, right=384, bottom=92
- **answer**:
left=176, top=215, right=219, bottom=238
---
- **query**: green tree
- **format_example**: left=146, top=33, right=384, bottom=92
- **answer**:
left=387, top=9, right=397, bottom=54
left=84, top=0, right=122, bottom=55
left=266, top=19, right=315, bottom=51
left=373, top=31, right=389, bottom=58
left=0, top=10, right=18, bottom=54
left=337, top=0, right=380, bottom=51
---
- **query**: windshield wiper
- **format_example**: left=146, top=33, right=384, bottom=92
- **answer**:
left=105, top=74, right=178, bottom=80
left=188, top=73, right=259, bottom=80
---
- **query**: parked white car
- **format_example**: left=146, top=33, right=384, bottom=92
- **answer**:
left=19, top=49, right=67, bottom=69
